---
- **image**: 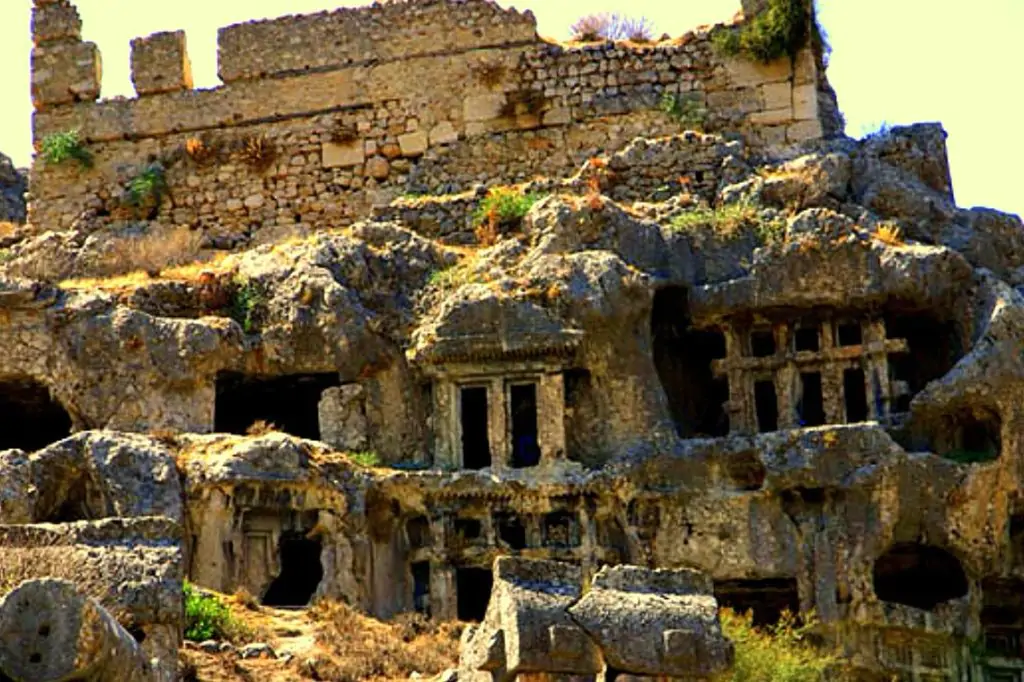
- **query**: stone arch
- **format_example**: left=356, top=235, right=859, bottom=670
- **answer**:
left=872, top=543, right=968, bottom=610
left=0, top=376, right=73, bottom=452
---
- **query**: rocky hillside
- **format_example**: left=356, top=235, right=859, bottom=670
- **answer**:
left=0, top=152, right=26, bottom=225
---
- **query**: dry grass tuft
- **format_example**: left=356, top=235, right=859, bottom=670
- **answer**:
left=240, top=135, right=276, bottom=171
left=245, top=420, right=278, bottom=437
left=306, top=601, right=461, bottom=682
left=473, top=61, right=507, bottom=89
left=185, top=137, right=219, bottom=165
left=873, top=222, right=904, bottom=246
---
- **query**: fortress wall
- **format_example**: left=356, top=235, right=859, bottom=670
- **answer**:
left=28, top=0, right=833, bottom=248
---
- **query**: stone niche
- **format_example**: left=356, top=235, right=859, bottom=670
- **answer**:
left=214, top=371, right=368, bottom=446
left=704, top=312, right=917, bottom=435
left=0, top=376, right=73, bottom=452
left=425, top=359, right=569, bottom=471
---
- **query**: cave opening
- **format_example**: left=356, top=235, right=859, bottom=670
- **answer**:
left=0, top=378, right=72, bottom=452
left=650, top=287, right=728, bottom=439
left=942, top=408, right=1002, bottom=463
left=37, top=475, right=101, bottom=524
left=214, top=372, right=340, bottom=439
left=714, top=578, right=800, bottom=627
left=262, top=532, right=324, bottom=607
left=872, top=544, right=968, bottom=611
left=411, top=561, right=431, bottom=616
left=509, top=383, right=541, bottom=468
left=798, top=372, right=826, bottom=427
left=754, top=380, right=778, bottom=433
left=543, top=511, right=577, bottom=548
left=460, top=386, right=491, bottom=469
left=495, top=512, right=527, bottom=550
left=885, top=311, right=962, bottom=410
left=456, top=566, right=493, bottom=622
left=843, top=368, right=868, bottom=423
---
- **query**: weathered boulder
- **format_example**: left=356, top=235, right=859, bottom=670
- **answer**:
left=460, top=558, right=600, bottom=681
left=0, top=153, right=26, bottom=224
left=569, top=565, right=733, bottom=679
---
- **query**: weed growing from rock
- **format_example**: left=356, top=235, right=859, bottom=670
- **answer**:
left=228, top=278, right=269, bottom=334
left=124, top=163, right=169, bottom=216
left=660, top=92, right=707, bottom=131
left=40, top=130, right=93, bottom=169
left=570, top=13, right=656, bottom=43
left=349, top=451, right=380, bottom=467
left=712, top=0, right=808, bottom=63
left=671, top=202, right=786, bottom=246
left=473, top=186, right=541, bottom=238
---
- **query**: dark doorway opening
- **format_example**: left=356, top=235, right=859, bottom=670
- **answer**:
left=650, top=288, right=729, bottom=438
left=754, top=380, right=778, bottom=433
left=798, top=372, right=826, bottom=427
left=509, top=383, right=541, bottom=468
left=543, top=511, right=577, bottom=548
left=460, top=387, right=491, bottom=469
left=215, top=372, right=340, bottom=439
left=456, top=567, right=493, bottom=622
left=750, top=329, right=776, bottom=358
left=872, top=544, right=967, bottom=610
left=794, top=325, right=820, bottom=353
left=836, top=321, right=862, bottom=347
left=843, top=368, right=868, bottom=423
left=412, top=561, right=431, bottom=616
left=714, top=578, right=800, bottom=627
left=406, top=516, right=430, bottom=550
left=495, top=512, right=527, bottom=550
left=0, top=378, right=72, bottom=452
left=262, top=532, right=324, bottom=607
left=723, top=450, right=767, bottom=491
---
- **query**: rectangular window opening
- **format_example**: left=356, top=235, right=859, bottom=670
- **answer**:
left=454, top=518, right=483, bottom=543
left=460, top=386, right=491, bottom=469
left=795, top=326, right=820, bottom=353
left=837, top=321, right=863, bottom=347
left=509, top=383, right=541, bottom=468
left=798, top=372, right=826, bottom=427
left=843, top=368, right=869, bottom=423
left=750, top=329, right=776, bottom=358
left=754, top=380, right=778, bottom=433
left=543, top=511, right=577, bottom=548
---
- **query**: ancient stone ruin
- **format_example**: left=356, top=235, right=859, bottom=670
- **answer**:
left=1, top=0, right=1024, bottom=680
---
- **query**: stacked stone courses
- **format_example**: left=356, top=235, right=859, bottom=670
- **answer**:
left=28, top=0, right=839, bottom=249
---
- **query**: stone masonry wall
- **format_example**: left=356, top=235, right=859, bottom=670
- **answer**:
left=28, top=0, right=837, bottom=252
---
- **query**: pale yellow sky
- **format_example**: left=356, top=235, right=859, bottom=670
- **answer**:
left=0, top=0, right=1022, bottom=219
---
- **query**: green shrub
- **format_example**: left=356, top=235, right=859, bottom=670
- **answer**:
left=184, top=581, right=235, bottom=642
left=228, top=278, right=269, bottom=334
left=718, top=609, right=845, bottom=682
left=40, top=130, right=93, bottom=169
left=670, top=202, right=785, bottom=246
left=712, top=0, right=808, bottom=63
left=472, top=186, right=541, bottom=230
left=349, top=451, right=380, bottom=467
left=125, top=163, right=169, bottom=210
left=660, top=92, right=707, bottom=131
